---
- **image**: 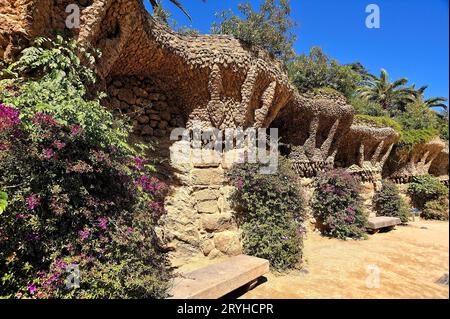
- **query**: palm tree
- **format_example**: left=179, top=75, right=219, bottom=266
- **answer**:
left=423, top=97, right=448, bottom=110
left=148, top=0, right=204, bottom=21
left=356, top=69, right=414, bottom=111
left=410, top=84, right=448, bottom=110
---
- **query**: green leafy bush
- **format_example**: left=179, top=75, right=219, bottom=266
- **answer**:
left=311, top=169, right=368, bottom=239
left=353, top=114, right=402, bottom=133
left=407, top=175, right=448, bottom=209
left=398, top=128, right=438, bottom=149
left=227, top=157, right=305, bottom=271
left=422, top=197, right=449, bottom=221
left=350, top=96, right=387, bottom=117
left=212, top=0, right=297, bottom=62
left=0, top=36, right=171, bottom=298
left=288, top=47, right=363, bottom=98
left=373, top=180, right=410, bottom=223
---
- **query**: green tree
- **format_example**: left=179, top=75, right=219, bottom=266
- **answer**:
left=211, top=0, right=297, bottom=62
left=356, top=69, right=414, bottom=112
left=288, top=47, right=362, bottom=98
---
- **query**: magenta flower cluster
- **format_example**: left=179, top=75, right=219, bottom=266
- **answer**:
left=32, top=112, right=58, bottom=127
left=26, top=194, right=41, bottom=210
left=137, top=176, right=167, bottom=195
left=0, top=104, right=21, bottom=131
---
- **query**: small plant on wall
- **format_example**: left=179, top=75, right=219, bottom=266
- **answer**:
left=311, top=169, right=368, bottom=239
left=227, top=157, right=306, bottom=271
left=373, top=180, right=410, bottom=223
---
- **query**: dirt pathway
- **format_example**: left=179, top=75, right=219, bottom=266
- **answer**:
left=241, top=220, right=449, bottom=299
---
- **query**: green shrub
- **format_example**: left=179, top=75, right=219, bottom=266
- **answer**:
left=227, top=157, right=305, bottom=271
left=398, top=128, right=438, bottom=149
left=288, top=47, right=363, bottom=98
left=407, top=175, right=448, bottom=209
left=311, top=169, right=368, bottom=239
left=0, top=36, right=171, bottom=298
left=353, top=115, right=403, bottom=134
left=350, top=96, right=387, bottom=117
left=422, top=197, right=449, bottom=221
left=373, top=180, right=410, bottom=223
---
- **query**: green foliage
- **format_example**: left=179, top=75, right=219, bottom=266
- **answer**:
left=212, top=0, right=297, bottom=62
left=0, top=36, right=171, bottom=298
left=2, top=35, right=97, bottom=92
left=356, top=69, right=414, bottom=112
left=397, top=101, right=441, bottom=131
left=0, top=191, right=7, bottom=214
left=288, top=47, right=363, bottom=98
left=311, top=169, right=368, bottom=239
left=373, top=180, right=410, bottom=223
left=398, top=128, right=438, bottom=149
left=353, top=115, right=403, bottom=134
left=0, top=36, right=134, bottom=154
left=407, top=175, right=448, bottom=209
left=350, top=96, right=387, bottom=117
left=227, top=157, right=306, bottom=271
left=422, top=197, right=449, bottom=221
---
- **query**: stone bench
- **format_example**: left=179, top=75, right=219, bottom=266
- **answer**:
left=367, top=216, right=402, bottom=233
left=168, top=255, right=269, bottom=299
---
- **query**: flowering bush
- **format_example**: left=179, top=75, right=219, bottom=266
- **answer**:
left=227, top=157, right=306, bottom=271
left=0, top=36, right=172, bottom=298
left=0, top=104, right=171, bottom=298
left=373, top=180, right=410, bottom=223
left=407, top=175, right=448, bottom=209
left=311, top=169, right=368, bottom=239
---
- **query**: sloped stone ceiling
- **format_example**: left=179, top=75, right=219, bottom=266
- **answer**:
left=386, top=137, right=447, bottom=183
left=1, top=0, right=295, bottom=126
left=271, top=89, right=354, bottom=177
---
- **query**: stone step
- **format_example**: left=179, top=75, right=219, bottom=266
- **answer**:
left=367, top=216, right=402, bottom=230
left=168, top=255, right=269, bottom=299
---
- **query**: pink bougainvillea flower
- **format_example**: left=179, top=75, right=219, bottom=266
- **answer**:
left=43, top=148, right=55, bottom=159
left=70, top=124, right=82, bottom=137
left=0, top=103, right=21, bottom=131
left=136, top=176, right=167, bottom=195
left=27, top=283, right=37, bottom=295
left=133, top=156, right=146, bottom=170
left=78, top=227, right=90, bottom=240
left=26, top=194, right=41, bottom=210
left=33, top=112, right=58, bottom=127
left=97, top=217, right=108, bottom=230
left=236, top=177, right=244, bottom=190
left=52, top=140, right=66, bottom=150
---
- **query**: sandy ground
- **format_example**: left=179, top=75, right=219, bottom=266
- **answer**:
left=175, top=219, right=449, bottom=299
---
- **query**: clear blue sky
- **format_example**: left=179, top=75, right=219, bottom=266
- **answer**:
left=146, top=0, right=449, bottom=102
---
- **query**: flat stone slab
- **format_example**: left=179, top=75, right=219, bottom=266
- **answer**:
left=367, top=217, right=402, bottom=230
left=168, top=255, right=269, bottom=299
